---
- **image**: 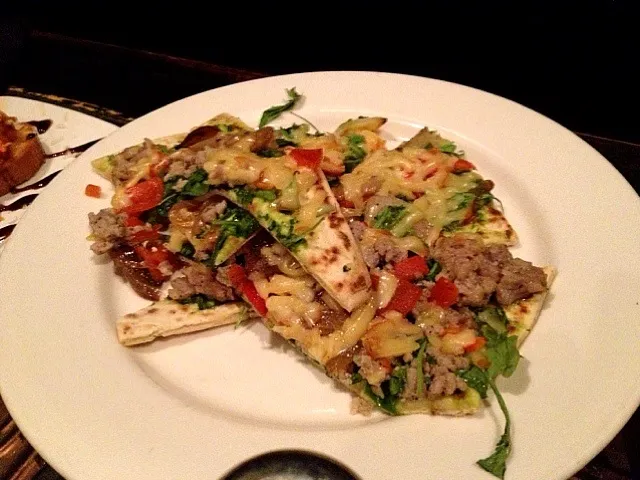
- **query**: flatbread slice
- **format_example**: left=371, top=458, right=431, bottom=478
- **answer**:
left=116, top=300, right=249, bottom=346
left=504, top=266, right=557, bottom=346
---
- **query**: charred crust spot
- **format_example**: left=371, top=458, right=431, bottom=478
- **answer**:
left=169, top=309, right=177, bottom=314
left=124, top=313, right=137, bottom=319
left=123, top=325, right=131, bottom=333
left=519, top=303, right=529, bottom=313
left=350, top=274, right=367, bottom=292
left=328, top=213, right=346, bottom=228
left=338, top=231, right=351, bottom=249
left=148, top=308, right=158, bottom=314
left=331, top=246, right=340, bottom=255
left=335, top=281, right=344, bottom=291
left=506, top=228, right=514, bottom=239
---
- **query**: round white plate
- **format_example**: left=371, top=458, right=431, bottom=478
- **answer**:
left=0, top=96, right=117, bottom=253
left=1, top=72, right=639, bottom=480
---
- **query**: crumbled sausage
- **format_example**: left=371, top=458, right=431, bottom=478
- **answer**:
left=496, top=258, right=547, bottom=305
left=434, top=235, right=547, bottom=307
left=88, top=208, right=126, bottom=254
left=168, top=265, right=234, bottom=302
left=361, top=236, right=408, bottom=269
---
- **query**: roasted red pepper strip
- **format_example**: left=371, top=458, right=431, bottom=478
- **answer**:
left=134, top=244, right=171, bottom=282
left=381, top=278, right=422, bottom=315
left=123, top=177, right=164, bottom=214
left=452, top=159, right=475, bottom=173
left=125, top=214, right=144, bottom=227
left=428, top=277, right=459, bottom=308
left=84, top=184, right=101, bottom=198
left=290, top=148, right=323, bottom=169
left=393, top=256, right=428, bottom=280
left=226, top=264, right=268, bottom=316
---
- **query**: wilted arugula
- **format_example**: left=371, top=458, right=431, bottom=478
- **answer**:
left=259, top=88, right=302, bottom=128
left=458, top=308, right=521, bottom=479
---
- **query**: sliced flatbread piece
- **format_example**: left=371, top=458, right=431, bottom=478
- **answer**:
left=212, top=164, right=371, bottom=312
left=116, top=300, right=249, bottom=346
left=505, top=266, right=557, bottom=346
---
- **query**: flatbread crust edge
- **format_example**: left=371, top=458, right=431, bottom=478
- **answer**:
left=116, top=300, right=249, bottom=346
left=505, top=266, right=557, bottom=347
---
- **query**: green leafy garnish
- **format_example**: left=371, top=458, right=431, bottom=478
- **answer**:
left=482, top=324, right=520, bottom=379
left=257, top=148, right=284, bottom=158
left=362, top=383, right=398, bottom=415
left=457, top=365, right=488, bottom=398
left=181, top=169, right=210, bottom=197
left=415, top=339, right=428, bottom=398
left=259, top=88, right=302, bottom=128
left=344, top=134, right=367, bottom=172
left=477, top=377, right=511, bottom=479
left=373, top=205, right=407, bottom=230
left=460, top=314, right=520, bottom=478
left=179, top=242, right=195, bottom=259
left=425, top=259, right=442, bottom=282
left=439, top=141, right=457, bottom=154
left=229, top=187, right=278, bottom=206
left=388, top=366, right=408, bottom=396
left=258, top=214, right=307, bottom=252
left=476, top=306, right=509, bottom=334
left=442, top=219, right=463, bottom=233
left=451, top=192, right=475, bottom=211
left=178, top=294, right=217, bottom=310
left=217, top=124, right=231, bottom=133
left=208, top=205, right=259, bottom=264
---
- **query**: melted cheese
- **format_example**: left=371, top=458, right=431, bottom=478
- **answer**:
left=341, top=148, right=452, bottom=207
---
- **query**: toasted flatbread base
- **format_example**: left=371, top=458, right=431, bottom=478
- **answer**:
left=504, top=266, right=557, bottom=346
left=117, top=300, right=249, bottom=346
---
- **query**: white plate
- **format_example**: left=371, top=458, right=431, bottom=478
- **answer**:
left=0, top=96, right=117, bottom=252
left=1, top=72, right=639, bottom=480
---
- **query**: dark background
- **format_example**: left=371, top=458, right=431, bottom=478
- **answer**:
left=1, top=2, right=638, bottom=143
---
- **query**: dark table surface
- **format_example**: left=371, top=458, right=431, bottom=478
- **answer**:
left=0, top=20, right=638, bottom=480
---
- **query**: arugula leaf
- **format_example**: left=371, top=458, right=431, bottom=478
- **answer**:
left=442, top=219, right=463, bottom=233
left=415, top=339, right=428, bottom=398
left=208, top=205, right=259, bottom=263
left=258, top=214, right=307, bottom=252
left=457, top=365, right=488, bottom=398
left=230, top=187, right=278, bottom=206
left=476, top=306, right=508, bottom=334
left=362, top=383, right=399, bottom=415
left=477, top=377, right=511, bottom=479
left=425, top=259, right=442, bottom=282
left=211, top=205, right=259, bottom=238
left=350, top=372, right=363, bottom=384
left=179, top=242, right=195, bottom=258
left=259, top=88, right=302, bottom=128
left=388, top=366, right=408, bottom=396
left=439, top=141, right=457, bottom=154
left=343, top=134, right=367, bottom=172
left=178, top=294, right=217, bottom=310
left=257, top=148, right=284, bottom=158
left=482, top=325, right=520, bottom=379
left=217, top=124, right=231, bottom=133
left=373, top=205, right=407, bottom=230
left=181, top=169, right=210, bottom=197
left=450, top=192, right=475, bottom=211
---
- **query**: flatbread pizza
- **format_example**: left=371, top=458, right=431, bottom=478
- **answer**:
left=86, top=91, right=555, bottom=479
